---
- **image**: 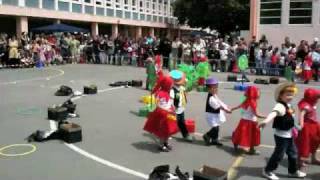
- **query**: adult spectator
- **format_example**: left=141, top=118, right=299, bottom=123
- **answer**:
left=296, top=40, right=309, bottom=62
left=171, top=36, right=182, bottom=69
left=92, top=36, right=101, bottom=64
left=0, top=34, right=7, bottom=67
left=312, top=45, right=320, bottom=81
left=310, top=37, right=319, bottom=51
left=159, top=34, right=171, bottom=69
left=248, top=36, right=258, bottom=68
left=8, top=35, right=19, bottom=67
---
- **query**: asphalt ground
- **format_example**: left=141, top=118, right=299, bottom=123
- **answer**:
left=0, top=64, right=319, bottom=180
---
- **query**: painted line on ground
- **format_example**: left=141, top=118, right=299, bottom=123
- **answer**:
left=65, top=143, right=148, bottom=179
left=64, top=86, right=150, bottom=179
left=227, top=155, right=244, bottom=180
left=0, top=68, right=64, bottom=85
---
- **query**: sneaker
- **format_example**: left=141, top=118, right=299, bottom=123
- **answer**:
left=203, top=134, right=211, bottom=146
left=288, top=170, right=306, bottom=178
left=262, top=170, right=279, bottom=180
left=158, top=145, right=169, bottom=152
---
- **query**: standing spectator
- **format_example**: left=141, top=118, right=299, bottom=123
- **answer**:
left=181, top=38, right=192, bottom=64
left=92, top=36, right=101, bottom=64
left=171, top=36, right=182, bottom=69
left=114, top=36, right=123, bottom=65
left=248, top=36, right=258, bottom=68
left=0, top=34, right=7, bottom=68
left=8, top=35, right=19, bottom=67
left=311, top=45, right=320, bottom=81
left=69, top=35, right=80, bottom=64
left=310, top=37, right=319, bottom=51
left=159, top=35, right=171, bottom=69
left=296, top=40, right=309, bottom=62
left=219, top=45, right=228, bottom=72
left=60, top=34, right=70, bottom=63
left=106, top=36, right=115, bottom=64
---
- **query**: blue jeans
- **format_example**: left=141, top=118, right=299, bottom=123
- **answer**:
left=265, top=135, right=298, bottom=174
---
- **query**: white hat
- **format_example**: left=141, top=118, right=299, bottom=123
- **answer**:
left=314, top=37, right=319, bottom=42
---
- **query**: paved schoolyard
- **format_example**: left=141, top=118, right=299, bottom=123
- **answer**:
left=0, top=64, right=319, bottom=180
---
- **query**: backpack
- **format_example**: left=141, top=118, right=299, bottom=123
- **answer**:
left=55, top=85, right=73, bottom=96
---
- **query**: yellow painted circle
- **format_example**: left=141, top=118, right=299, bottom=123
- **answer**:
left=0, top=144, right=36, bottom=157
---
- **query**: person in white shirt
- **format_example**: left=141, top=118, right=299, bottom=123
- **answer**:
left=259, top=83, right=306, bottom=180
left=203, top=77, right=231, bottom=146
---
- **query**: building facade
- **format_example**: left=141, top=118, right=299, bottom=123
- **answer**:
left=0, top=0, right=189, bottom=38
left=250, top=0, right=320, bottom=46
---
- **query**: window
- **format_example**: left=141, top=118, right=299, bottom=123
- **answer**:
left=125, top=11, right=131, bottom=19
left=133, top=12, right=139, bottom=20
left=116, top=10, right=123, bottom=18
left=2, top=0, right=18, bottom=6
left=84, top=0, right=91, bottom=3
left=58, top=1, right=69, bottom=11
left=72, top=3, right=82, bottom=13
left=260, top=0, right=282, bottom=24
left=289, top=0, right=312, bottom=24
left=26, top=0, right=39, bottom=8
left=43, top=0, right=55, bottom=10
left=96, top=7, right=104, bottom=16
left=106, top=8, right=114, bottom=16
left=85, top=5, right=94, bottom=14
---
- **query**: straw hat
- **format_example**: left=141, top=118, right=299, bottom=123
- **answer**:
left=274, top=82, right=297, bottom=101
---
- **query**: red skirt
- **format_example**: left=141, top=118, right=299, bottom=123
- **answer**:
left=143, top=107, right=179, bottom=140
left=297, top=121, right=320, bottom=158
left=232, top=119, right=260, bottom=147
left=303, top=70, right=313, bottom=81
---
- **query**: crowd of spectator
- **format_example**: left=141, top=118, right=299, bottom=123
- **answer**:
left=0, top=31, right=319, bottom=82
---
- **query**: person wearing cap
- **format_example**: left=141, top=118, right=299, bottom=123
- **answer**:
left=297, top=88, right=320, bottom=168
left=169, top=70, right=192, bottom=142
left=259, top=83, right=306, bottom=180
left=203, top=77, right=231, bottom=146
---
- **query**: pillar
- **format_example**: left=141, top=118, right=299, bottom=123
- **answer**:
left=112, top=24, right=119, bottom=38
left=55, top=19, right=61, bottom=24
left=16, top=16, right=28, bottom=38
left=249, top=0, right=257, bottom=39
left=136, top=26, right=142, bottom=39
left=166, top=28, right=171, bottom=39
left=91, top=22, right=99, bottom=37
left=149, top=27, right=155, bottom=37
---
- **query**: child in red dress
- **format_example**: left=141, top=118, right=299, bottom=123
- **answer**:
left=231, top=86, right=266, bottom=154
left=297, top=88, right=320, bottom=168
left=143, top=75, right=179, bottom=152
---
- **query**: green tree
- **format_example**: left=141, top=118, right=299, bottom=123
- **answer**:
left=173, top=0, right=250, bottom=35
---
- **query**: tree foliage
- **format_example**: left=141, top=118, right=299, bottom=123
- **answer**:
left=173, top=0, right=250, bottom=35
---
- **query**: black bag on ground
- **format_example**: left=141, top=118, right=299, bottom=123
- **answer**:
left=60, top=123, right=82, bottom=143
left=62, top=100, right=76, bottom=114
left=227, top=75, right=237, bottom=82
left=84, top=85, right=97, bottom=94
left=148, top=165, right=170, bottom=180
left=55, top=85, right=73, bottom=96
left=269, top=77, right=279, bottom=84
left=254, top=78, right=269, bottom=85
left=131, top=80, right=143, bottom=87
left=26, top=130, right=62, bottom=142
left=48, top=106, right=68, bottom=121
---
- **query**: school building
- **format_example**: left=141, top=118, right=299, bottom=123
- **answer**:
left=0, top=0, right=191, bottom=38
left=250, top=0, right=320, bottom=46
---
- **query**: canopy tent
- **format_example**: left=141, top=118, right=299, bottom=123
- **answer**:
left=31, top=23, right=89, bottom=33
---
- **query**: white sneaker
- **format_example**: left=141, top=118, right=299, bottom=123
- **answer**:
left=288, top=170, right=306, bottom=178
left=262, top=169, right=279, bottom=180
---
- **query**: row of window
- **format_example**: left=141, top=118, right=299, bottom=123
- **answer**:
left=1, top=0, right=174, bottom=22
left=260, top=0, right=313, bottom=25
left=1, top=0, right=172, bottom=16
